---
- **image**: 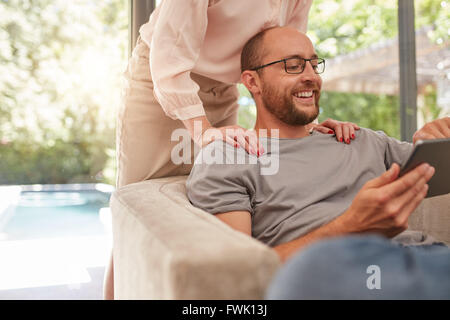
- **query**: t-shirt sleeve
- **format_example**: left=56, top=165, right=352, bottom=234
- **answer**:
left=186, top=142, right=254, bottom=215
left=374, top=130, right=414, bottom=169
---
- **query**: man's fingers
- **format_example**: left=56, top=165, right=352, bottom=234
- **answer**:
left=365, top=163, right=400, bottom=189
left=381, top=163, right=434, bottom=199
left=384, top=174, right=428, bottom=223
left=394, top=184, right=429, bottom=228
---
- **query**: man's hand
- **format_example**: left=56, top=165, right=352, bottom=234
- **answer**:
left=312, top=118, right=360, bottom=144
left=340, top=162, right=435, bottom=238
left=413, top=116, right=450, bottom=144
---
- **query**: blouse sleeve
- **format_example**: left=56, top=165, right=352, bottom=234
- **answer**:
left=150, top=0, right=210, bottom=120
left=286, top=0, right=313, bottom=32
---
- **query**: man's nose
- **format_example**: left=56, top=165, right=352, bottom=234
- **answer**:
left=301, top=61, right=319, bottom=80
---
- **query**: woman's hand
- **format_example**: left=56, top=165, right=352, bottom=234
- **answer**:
left=183, top=116, right=264, bottom=156
left=312, top=118, right=361, bottom=144
left=198, top=125, right=264, bottom=156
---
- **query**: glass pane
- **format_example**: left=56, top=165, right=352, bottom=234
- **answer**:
left=308, top=0, right=402, bottom=138
left=0, top=0, right=127, bottom=299
left=415, top=0, right=450, bottom=129
left=0, top=0, right=128, bottom=185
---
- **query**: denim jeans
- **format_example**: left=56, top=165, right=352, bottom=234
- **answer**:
left=265, top=235, right=450, bottom=299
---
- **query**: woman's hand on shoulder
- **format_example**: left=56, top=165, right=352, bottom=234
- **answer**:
left=312, top=118, right=360, bottom=144
left=199, top=125, right=264, bottom=156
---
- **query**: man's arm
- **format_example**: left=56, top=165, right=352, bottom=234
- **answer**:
left=214, top=162, right=435, bottom=263
left=215, top=210, right=252, bottom=237
left=215, top=209, right=354, bottom=262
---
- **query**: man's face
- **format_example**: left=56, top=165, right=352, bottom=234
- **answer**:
left=257, top=28, right=323, bottom=126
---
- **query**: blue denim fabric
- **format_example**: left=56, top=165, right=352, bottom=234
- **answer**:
left=265, top=235, right=450, bottom=300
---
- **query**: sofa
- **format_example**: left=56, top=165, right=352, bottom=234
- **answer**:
left=110, top=175, right=450, bottom=299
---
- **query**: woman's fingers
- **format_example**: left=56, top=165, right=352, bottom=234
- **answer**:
left=244, top=130, right=263, bottom=156
left=342, top=125, right=350, bottom=144
left=224, top=135, right=239, bottom=149
left=349, top=125, right=355, bottom=141
left=333, top=125, right=343, bottom=143
left=312, top=125, right=335, bottom=135
left=218, top=126, right=265, bottom=156
left=234, top=129, right=249, bottom=151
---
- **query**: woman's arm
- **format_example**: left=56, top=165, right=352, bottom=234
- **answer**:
left=150, top=0, right=209, bottom=121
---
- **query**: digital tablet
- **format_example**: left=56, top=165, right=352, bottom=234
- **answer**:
left=399, top=138, right=450, bottom=198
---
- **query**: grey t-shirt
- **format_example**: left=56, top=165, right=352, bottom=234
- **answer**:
left=186, top=128, right=431, bottom=247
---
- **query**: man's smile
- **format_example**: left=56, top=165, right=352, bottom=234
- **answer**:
left=292, top=90, right=316, bottom=105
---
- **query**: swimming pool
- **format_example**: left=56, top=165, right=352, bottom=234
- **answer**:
left=0, top=183, right=114, bottom=296
left=0, top=184, right=114, bottom=240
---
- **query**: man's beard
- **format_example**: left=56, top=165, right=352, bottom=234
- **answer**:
left=261, top=82, right=320, bottom=126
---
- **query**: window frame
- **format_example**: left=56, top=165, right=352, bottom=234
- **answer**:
left=129, top=0, right=418, bottom=140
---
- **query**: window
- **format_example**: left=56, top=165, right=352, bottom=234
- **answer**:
left=0, top=0, right=127, bottom=299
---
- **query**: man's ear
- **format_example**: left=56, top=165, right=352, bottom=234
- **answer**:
left=241, top=70, right=261, bottom=97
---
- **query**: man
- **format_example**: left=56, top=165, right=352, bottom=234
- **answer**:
left=186, top=26, right=450, bottom=298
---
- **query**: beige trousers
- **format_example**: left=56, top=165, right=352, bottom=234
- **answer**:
left=116, top=37, right=239, bottom=188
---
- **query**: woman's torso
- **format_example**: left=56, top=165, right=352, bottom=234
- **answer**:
left=139, top=0, right=309, bottom=83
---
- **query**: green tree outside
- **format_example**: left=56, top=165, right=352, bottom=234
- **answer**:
left=0, top=0, right=448, bottom=185
left=238, top=0, right=448, bottom=140
left=0, top=0, right=127, bottom=185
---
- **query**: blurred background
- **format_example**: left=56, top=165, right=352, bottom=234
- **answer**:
left=0, top=0, right=448, bottom=299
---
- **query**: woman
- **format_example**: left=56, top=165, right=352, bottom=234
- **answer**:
left=106, top=0, right=360, bottom=299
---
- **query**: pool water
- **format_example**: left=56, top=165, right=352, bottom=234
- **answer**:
left=1, top=190, right=111, bottom=241
left=0, top=187, right=113, bottom=296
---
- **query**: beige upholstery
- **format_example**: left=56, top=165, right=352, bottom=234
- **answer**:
left=110, top=175, right=450, bottom=299
left=408, top=192, right=450, bottom=244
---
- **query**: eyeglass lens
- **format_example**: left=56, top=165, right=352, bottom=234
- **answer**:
left=285, top=58, right=324, bottom=74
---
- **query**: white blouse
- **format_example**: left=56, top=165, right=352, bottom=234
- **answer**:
left=139, top=0, right=313, bottom=120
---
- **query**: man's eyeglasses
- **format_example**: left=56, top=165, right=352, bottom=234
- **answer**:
left=251, top=57, right=325, bottom=74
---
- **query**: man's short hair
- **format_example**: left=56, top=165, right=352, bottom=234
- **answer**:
left=240, top=26, right=278, bottom=73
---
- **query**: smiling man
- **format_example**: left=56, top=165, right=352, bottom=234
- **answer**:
left=241, top=26, right=323, bottom=139
left=186, top=26, right=450, bottom=298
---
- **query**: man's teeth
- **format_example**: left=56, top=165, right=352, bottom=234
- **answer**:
left=294, top=91, right=313, bottom=98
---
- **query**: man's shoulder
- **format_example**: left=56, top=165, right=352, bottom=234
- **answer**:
left=356, top=127, right=396, bottom=142
left=357, top=127, right=386, bottom=137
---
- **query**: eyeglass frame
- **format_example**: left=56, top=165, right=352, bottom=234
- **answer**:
left=250, top=56, right=326, bottom=74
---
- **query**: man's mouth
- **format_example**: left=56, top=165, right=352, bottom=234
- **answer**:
left=292, top=90, right=315, bottom=104
left=293, top=91, right=313, bottom=98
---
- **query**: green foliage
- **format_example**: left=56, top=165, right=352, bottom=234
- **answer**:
left=308, top=0, right=398, bottom=59
left=0, top=0, right=127, bottom=185
left=1, top=0, right=447, bottom=185
left=238, top=0, right=447, bottom=138
left=237, top=84, right=257, bottom=129
left=318, top=92, right=401, bottom=139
